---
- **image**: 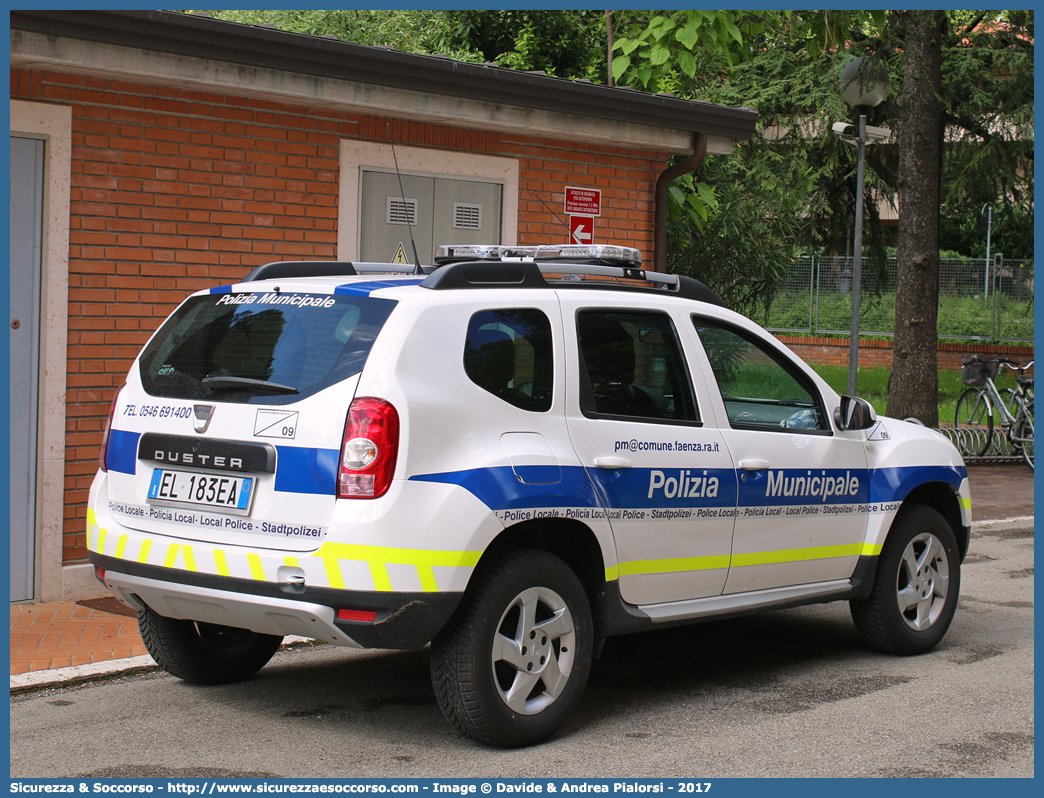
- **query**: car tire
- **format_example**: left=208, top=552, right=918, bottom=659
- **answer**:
left=850, top=504, right=960, bottom=655
left=430, top=548, right=594, bottom=747
left=138, top=606, right=283, bottom=685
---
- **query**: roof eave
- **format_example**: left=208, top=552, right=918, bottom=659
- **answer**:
left=9, top=9, right=758, bottom=141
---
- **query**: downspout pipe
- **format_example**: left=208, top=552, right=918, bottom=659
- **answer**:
left=654, top=133, right=708, bottom=273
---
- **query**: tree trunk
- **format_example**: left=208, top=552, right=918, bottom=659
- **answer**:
left=887, top=11, right=944, bottom=426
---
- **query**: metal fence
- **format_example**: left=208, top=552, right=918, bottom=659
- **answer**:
left=754, top=255, right=1034, bottom=343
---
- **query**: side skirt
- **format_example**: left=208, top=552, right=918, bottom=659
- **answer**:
left=595, top=578, right=854, bottom=638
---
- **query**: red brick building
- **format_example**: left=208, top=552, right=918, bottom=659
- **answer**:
left=9, top=10, right=758, bottom=601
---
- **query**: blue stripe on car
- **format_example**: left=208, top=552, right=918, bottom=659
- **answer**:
left=274, top=446, right=339, bottom=495
left=266, top=455, right=967, bottom=508
left=334, top=279, right=424, bottom=296
left=869, top=464, right=966, bottom=503
left=586, top=467, right=739, bottom=509
left=408, top=463, right=966, bottom=513
left=410, top=466, right=604, bottom=511
left=105, top=430, right=140, bottom=474
left=739, top=467, right=870, bottom=506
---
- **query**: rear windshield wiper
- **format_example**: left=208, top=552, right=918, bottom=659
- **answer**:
left=201, top=376, right=299, bottom=395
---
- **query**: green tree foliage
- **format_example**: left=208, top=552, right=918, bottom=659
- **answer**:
left=608, top=11, right=891, bottom=306
left=937, top=11, right=1034, bottom=259
left=667, top=143, right=811, bottom=317
left=200, top=9, right=476, bottom=61
left=612, top=10, right=1032, bottom=274
left=441, top=10, right=607, bottom=79
left=610, top=10, right=763, bottom=89
left=701, top=35, right=895, bottom=274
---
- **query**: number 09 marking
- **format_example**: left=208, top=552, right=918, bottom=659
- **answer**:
left=254, top=409, right=299, bottom=439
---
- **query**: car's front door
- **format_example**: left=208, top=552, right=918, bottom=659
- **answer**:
left=689, top=317, right=870, bottom=595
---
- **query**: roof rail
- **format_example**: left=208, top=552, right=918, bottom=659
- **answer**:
left=242, top=260, right=428, bottom=282
left=675, top=275, right=725, bottom=306
left=421, top=259, right=724, bottom=306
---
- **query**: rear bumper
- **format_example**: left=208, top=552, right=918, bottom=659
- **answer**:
left=90, top=552, right=461, bottom=650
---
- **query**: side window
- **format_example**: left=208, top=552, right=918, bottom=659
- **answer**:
left=577, top=310, right=698, bottom=423
left=692, top=318, right=828, bottom=431
left=464, top=309, right=553, bottom=412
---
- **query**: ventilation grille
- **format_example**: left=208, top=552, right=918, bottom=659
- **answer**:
left=387, top=197, right=418, bottom=226
left=453, top=202, right=482, bottom=230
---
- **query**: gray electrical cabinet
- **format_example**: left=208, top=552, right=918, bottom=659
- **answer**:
left=359, top=171, right=502, bottom=264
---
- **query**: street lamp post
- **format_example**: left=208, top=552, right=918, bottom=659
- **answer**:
left=982, top=204, right=992, bottom=300
left=848, top=115, right=869, bottom=397
left=837, top=57, right=888, bottom=397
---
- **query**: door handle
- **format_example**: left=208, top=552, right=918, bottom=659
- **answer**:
left=738, top=458, right=769, bottom=471
left=593, top=456, right=631, bottom=469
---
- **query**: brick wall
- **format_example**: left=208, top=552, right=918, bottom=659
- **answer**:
left=777, top=335, right=1034, bottom=375
left=11, top=67, right=667, bottom=564
left=509, top=138, right=659, bottom=253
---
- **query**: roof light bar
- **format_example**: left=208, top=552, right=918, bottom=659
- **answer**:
left=554, top=245, right=641, bottom=263
left=435, top=244, right=642, bottom=266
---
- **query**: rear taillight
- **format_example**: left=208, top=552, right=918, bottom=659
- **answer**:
left=337, top=397, right=399, bottom=499
left=98, top=382, right=126, bottom=473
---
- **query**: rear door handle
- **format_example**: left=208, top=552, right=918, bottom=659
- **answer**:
left=738, top=458, right=769, bottom=471
left=593, top=456, right=631, bottom=469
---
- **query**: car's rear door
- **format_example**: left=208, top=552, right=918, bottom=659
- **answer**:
left=560, top=294, right=738, bottom=605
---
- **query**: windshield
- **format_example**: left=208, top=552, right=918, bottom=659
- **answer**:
left=139, top=291, right=396, bottom=404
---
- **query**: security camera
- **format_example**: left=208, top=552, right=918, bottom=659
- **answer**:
left=865, top=124, right=891, bottom=142
left=831, top=121, right=892, bottom=145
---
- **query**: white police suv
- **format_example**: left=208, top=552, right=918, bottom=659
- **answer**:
left=88, top=244, right=970, bottom=747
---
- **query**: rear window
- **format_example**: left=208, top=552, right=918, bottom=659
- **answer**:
left=463, top=309, right=554, bottom=412
left=139, top=291, right=396, bottom=404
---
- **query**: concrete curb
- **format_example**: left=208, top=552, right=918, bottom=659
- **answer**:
left=10, top=635, right=314, bottom=694
left=972, top=516, right=1035, bottom=533
left=10, top=655, right=158, bottom=693
left=11, top=516, right=1035, bottom=694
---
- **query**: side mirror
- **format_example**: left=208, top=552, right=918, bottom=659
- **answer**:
left=834, top=395, right=876, bottom=431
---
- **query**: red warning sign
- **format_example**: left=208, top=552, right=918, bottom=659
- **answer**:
left=570, top=216, right=594, bottom=245
left=565, top=186, right=601, bottom=217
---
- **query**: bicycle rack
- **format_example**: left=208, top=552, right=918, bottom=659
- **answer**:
left=934, top=427, right=1026, bottom=463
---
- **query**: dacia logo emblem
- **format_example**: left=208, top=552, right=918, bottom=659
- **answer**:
left=193, top=404, right=215, bottom=433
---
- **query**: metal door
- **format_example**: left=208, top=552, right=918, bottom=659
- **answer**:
left=359, top=170, right=434, bottom=265
left=9, top=136, right=44, bottom=601
left=359, top=171, right=503, bottom=264
left=433, top=178, right=502, bottom=251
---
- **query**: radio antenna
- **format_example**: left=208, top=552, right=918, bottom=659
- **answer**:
left=387, top=121, right=422, bottom=273
left=528, top=189, right=571, bottom=242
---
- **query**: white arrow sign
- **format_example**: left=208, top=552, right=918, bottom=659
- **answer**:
left=570, top=216, right=593, bottom=244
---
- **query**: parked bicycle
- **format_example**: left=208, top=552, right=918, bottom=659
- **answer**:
left=955, top=355, right=1034, bottom=469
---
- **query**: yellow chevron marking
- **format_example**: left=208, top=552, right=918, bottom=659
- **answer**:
left=313, top=543, right=482, bottom=593
left=213, top=550, right=230, bottom=577
left=247, top=553, right=265, bottom=581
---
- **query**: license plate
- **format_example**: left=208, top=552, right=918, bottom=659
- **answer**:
left=148, top=468, right=255, bottom=515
